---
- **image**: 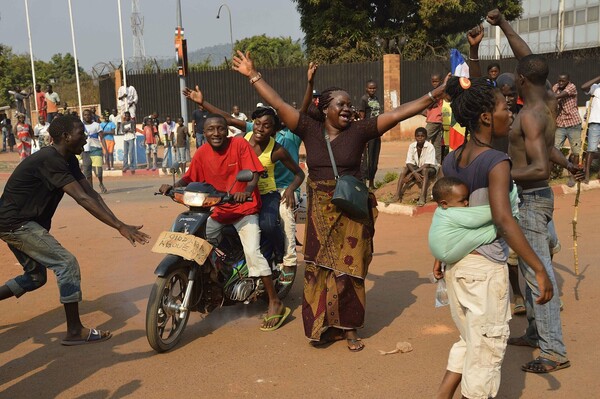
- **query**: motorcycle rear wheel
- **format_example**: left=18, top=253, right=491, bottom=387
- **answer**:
left=146, top=268, right=190, bottom=353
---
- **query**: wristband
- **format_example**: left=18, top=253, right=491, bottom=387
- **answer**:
left=469, top=57, right=480, bottom=61
left=249, top=72, right=262, bottom=85
left=427, top=91, right=436, bottom=102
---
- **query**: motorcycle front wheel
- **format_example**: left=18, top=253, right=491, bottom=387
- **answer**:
left=146, top=268, right=190, bottom=353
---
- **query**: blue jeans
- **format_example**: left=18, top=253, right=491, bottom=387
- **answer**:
left=123, top=139, right=136, bottom=170
left=196, top=132, right=206, bottom=148
left=587, top=122, right=600, bottom=152
left=0, top=221, right=82, bottom=303
left=554, top=124, right=581, bottom=153
left=259, top=191, right=285, bottom=264
left=517, top=187, right=567, bottom=362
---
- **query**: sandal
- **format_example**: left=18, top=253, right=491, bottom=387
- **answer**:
left=513, top=303, right=526, bottom=316
left=310, top=329, right=345, bottom=348
left=522, top=357, right=571, bottom=373
left=279, top=265, right=296, bottom=285
left=347, top=338, right=365, bottom=352
left=507, top=335, right=539, bottom=348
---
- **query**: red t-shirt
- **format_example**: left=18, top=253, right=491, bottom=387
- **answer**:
left=144, top=126, right=156, bottom=144
left=181, top=137, right=264, bottom=224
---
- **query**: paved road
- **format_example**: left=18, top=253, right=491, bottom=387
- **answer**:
left=1, top=160, right=599, bottom=398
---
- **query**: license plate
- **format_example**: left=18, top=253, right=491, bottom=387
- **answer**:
left=151, top=231, right=213, bottom=265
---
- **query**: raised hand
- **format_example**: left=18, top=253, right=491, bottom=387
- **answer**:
left=182, top=85, right=203, bottom=105
left=467, top=24, right=484, bottom=47
left=232, top=50, right=256, bottom=77
left=486, top=9, right=504, bottom=26
left=307, top=62, right=319, bottom=83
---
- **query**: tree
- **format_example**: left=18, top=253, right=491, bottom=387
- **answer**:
left=0, top=44, right=90, bottom=107
left=293, top=0, right=521, bottom=62
left=232, top=35, right=306, bottom=68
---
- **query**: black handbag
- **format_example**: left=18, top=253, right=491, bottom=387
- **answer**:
left=324, top=131, right=370, bottom=219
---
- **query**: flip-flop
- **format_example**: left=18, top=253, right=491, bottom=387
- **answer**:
left=507, top=335, right=539, bottom=348
left=513, top=303, right=526, bottom=315
left=61, top=328, right=112, bottom=346
left=260, top=307, right=291, bottom=332
left=522, top=357, right=571, bottom=373
left=279, top=267, right=296, bottom=285
left=310, top=329, right=345, bottom=348
left=347, top=338, right=365, bottom=352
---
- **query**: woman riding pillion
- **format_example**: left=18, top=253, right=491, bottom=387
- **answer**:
left=231, top=50, right=449, bottom=351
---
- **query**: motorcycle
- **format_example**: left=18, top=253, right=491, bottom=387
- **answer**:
left=146, top=170, right=294, bottom=353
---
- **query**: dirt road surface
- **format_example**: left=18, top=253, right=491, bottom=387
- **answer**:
left=1, top=149, right=600, bottom=398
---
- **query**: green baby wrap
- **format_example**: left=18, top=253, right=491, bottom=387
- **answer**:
left=428, top=186, right=519, bottom=264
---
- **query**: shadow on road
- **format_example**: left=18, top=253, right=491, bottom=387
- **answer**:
left=0, top=284, right=153, bottom=398
left=363, top=270, right=428, bottom=338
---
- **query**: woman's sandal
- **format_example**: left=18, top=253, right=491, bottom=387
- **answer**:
left=347, top=338, right=365, bottom=352
left=522, top=357, right=571, bottom=373
left=310, top=329, right=345, bottom=348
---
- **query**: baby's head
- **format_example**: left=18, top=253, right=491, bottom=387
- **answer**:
left=432, top=177, right=469, bottom=209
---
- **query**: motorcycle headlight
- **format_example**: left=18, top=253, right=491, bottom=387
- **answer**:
left=183, top=191, right=209, bottom=207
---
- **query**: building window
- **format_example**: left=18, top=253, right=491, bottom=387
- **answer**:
left=519, top=18, right=529, bottom=33
left=564, top=10, right=574, bottom=26
left=510, top=20, right=518, bottom=33
left=529, top=17, right=539, bottom=32
left=588, top=6, right=599, bottom=22
left=541, top=15, right=550, bottom=29
left=551, top=13, right=559, bottom=28
left=576, top=9, right=586, bottom=24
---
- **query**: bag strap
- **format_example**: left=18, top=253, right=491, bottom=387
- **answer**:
left=323, top=130, right=340, bottom=179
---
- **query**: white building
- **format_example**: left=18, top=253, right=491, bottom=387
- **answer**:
left=479, top=0, right=600, bottom=58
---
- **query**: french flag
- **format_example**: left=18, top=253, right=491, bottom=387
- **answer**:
left=450, top=49, right=469, bottom=78
left=446, top=49, right=468, bottom=151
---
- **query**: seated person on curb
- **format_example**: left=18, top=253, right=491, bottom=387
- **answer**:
left=182, top=88, right=305, bottom=278
left=0, top=115, right=150, bottom=346
left=394, top=127, right=437, bottom=206
left=159, top=114, right=290, bottom=331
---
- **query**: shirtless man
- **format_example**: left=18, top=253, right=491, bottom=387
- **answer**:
left=487, top=9, right=575, bottom=373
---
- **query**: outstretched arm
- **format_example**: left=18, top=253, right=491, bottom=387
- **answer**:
left=64, top=179, right=150, bottom=246
left=467, top=25, right=484, bottom=78
left=581, top=75, right=600, bottom=92
left=376, top=74, right=448, bottom=134
left=300, top=62, right=318, bottom=114
left=233, top=51, right=301, bottom=131
left=487, top=9, right=532, bottom=60
left=182, top=86, right=246, bottom=131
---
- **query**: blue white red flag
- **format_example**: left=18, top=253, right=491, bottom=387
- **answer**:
left=450, top=49, right=470, bottom=78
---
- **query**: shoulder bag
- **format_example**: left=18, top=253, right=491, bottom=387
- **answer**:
left=324, top=131, right=370, bottom=220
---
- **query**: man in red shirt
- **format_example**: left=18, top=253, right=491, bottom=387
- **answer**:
left=159, top=114, right=289, bottom=331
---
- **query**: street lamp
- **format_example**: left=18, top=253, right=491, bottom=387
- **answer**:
left=216, top=4, right=233, bottom=54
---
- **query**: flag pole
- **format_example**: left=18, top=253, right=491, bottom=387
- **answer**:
left=67, top=0, right=83, bottom=117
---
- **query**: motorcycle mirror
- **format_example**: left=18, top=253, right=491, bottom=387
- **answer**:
left=226, top=169, right=254, bottom=195
left=236, top=170, right=254, bottom=182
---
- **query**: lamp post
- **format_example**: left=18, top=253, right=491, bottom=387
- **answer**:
left=175, top=0, right=188, bottom=125
left=216, top=4, right=233, bottom=54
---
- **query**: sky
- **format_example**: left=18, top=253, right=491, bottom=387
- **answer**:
left=0, top=0, right=304, bottom=71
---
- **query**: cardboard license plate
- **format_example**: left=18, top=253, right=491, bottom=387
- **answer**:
left=151, top=231, right=213, bottom=265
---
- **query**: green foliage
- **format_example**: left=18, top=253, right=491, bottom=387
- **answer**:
left=375, top=171, right=399, bottom=189
left=0, top=44, right=89, bottom=107
left=232, top=35, right=306, bottom=68
left=293, top=0, right=522, bottom=62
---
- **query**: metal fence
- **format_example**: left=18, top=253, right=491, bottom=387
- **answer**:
left=99, top=62, right=382, bottom=120
left=99, top=56, right=600, bottom=118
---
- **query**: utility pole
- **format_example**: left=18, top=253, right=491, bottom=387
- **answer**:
left=175, top=0, right=188, bottom=125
